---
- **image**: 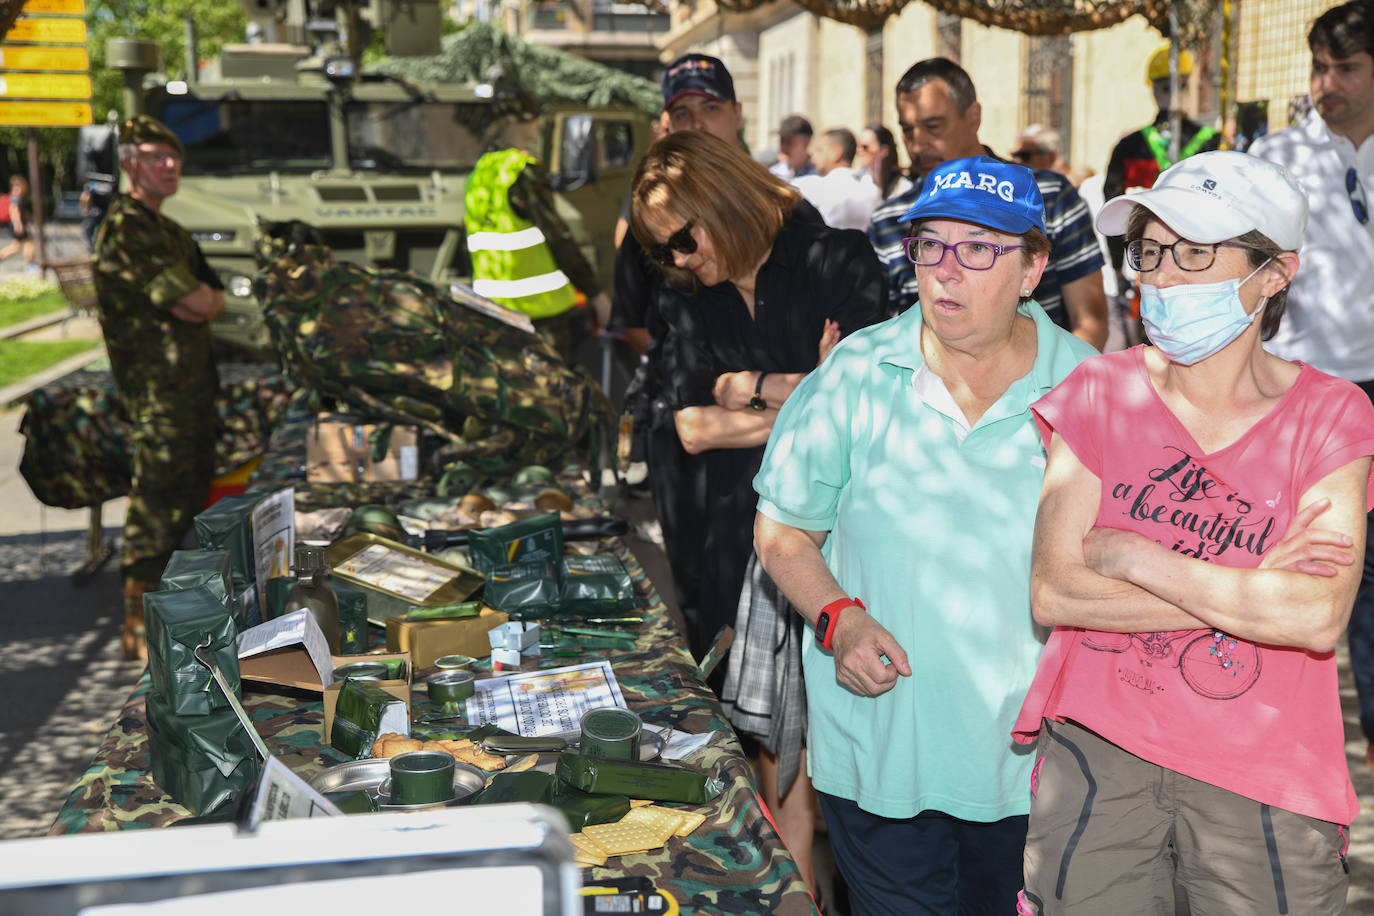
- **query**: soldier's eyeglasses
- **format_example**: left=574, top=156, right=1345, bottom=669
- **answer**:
left=904, top=236, right=1025, bottom=270
left=1126, top=238, right=1247, bottom=272
left=1348, top=167, right=1369, bottom=225
left=649, top=220, right=697, bottom=267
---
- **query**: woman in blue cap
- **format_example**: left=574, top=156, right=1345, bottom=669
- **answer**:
left=753, top=155, right=1098, bottom=913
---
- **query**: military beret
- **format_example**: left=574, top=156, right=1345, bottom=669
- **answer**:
left=119, top=115, right=185, bottom=158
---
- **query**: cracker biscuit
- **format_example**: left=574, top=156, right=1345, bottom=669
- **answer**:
left=569, top=832, right=609, bottom=866
left=581, top=819, right=672, bottom=856
left=673, top=810, right=707, bottom=836
left=451, top=741, right=509, bottom=771
left=620, top=805, right=687, bottom=841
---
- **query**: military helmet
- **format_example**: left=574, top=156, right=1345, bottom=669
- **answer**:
left=343, top=504, right=407, bottom=542
left=1146, top=43, right=1194, bottom=84
left=119, top=114, right=185, bottom=158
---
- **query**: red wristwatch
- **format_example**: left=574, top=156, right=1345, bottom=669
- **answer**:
left=815, top=597, right=865, bottom=652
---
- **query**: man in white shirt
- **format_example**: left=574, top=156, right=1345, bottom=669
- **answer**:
left=792, top=128, right=882, bottom=231
left=1249, top=0, right=1374, bottom=765
left=769, top=114, right=816, bottom=180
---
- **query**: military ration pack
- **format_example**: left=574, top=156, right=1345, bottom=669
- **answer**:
left=468, top=771, right=631, bottom=832
left=144, top=584, right=241, bottom=717
left=466, top=512, right=564, bottom=575
left=192, top=488, right=284, bottom=629
left=160, top=549, right=232, bottom=607
left=560, top=555, right=635, bottom=616
left=330, top=678, right=409, bottom=759
left=145, top=691, right=261, bottom=817
left=481, top=560, right=561, bottom=619
left=554, top=753, right=724, bottom=805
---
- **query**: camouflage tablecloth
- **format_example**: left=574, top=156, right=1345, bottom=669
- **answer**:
left=48, top=541, right=817, bottom=915
left=16, top=364, right=293, bottom=509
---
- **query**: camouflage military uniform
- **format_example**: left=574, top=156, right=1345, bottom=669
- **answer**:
left=93, top=194, right=221, bottom=585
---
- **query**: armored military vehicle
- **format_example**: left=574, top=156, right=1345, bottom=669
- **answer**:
left=107, top=0, right=653, bottom=360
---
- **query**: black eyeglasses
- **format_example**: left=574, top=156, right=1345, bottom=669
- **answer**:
left=1011, top=149, right=1036, bottom=163
left=904, top=236, right=1025, bottom=270
left=649, top=220, right=697, bottom=267
left=1348, top=167, right=1368, bottom=225
left=1126, top=238, right=1247, bottom=272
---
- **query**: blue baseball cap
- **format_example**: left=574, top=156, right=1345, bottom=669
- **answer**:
left=901, top=156, right=1046, bottom=235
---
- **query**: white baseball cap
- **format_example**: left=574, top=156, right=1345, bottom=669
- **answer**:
left=1096, top=150, right=1308, bottom=251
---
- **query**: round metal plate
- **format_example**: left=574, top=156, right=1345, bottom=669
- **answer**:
left=309, top=757, right=487, bottom=810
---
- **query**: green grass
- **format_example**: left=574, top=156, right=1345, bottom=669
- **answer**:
left=0, top=284, right=70, bottom=329
left=0, top=339, right=99, bottom=389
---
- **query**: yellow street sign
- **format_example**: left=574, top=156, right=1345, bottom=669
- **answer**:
left=0, top=73, right=89, bottom=99
left=7, top=18, right=88, bottom=44
left=0, top=99, right=91, bottom=126
left=0, top=45, right=89, bottom=71
left=22, top=0, right=87, bottom=13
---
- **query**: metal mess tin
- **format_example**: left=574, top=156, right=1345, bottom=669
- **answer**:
left=579, top=707, right=643, bottom=760
left=307, top=757, right=485, bottom=810
left=428, top=669, right=476, bottom=705
left=330, top=661, right=391, bottom=683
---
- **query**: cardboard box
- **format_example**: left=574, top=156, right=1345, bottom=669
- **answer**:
left=386, top=606, right=510, bottom=669
left=240, top=647, right=411, bottom=693
left=306, top=415, right=420, bottom=483
left=322, top=674, right=412, bottom=741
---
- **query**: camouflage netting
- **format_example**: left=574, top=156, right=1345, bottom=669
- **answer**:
left=372, top=21, right=663, bottom=117
left=704, top=0, right=1220, bottom=45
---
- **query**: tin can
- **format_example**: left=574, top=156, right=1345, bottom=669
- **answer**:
left=331, top=661, right=390, bottom=683
left=579, top=706, right=642, bottom=760
left=435, top=654, right=474, bottom=670
left=387, top=750, right=456, bottom=806
left=428, top=669, right=476, bottom=706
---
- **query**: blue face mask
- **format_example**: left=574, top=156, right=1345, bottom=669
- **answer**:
left=1139, top=259, right=1272, bottom=366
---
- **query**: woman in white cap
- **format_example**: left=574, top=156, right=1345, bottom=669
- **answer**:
left=1015, top=149, right=1374, bottom=912
left=754, top=155, right=1097, bottom=914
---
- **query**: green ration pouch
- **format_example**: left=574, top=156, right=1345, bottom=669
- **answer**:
left=192, top=491, right=264, bottom=596
left=403, top=601, right=481, bottom=622
left=467, top=513, right=564, bottom=576
left=144, top=585, right=241, bottom=717
left=146, top=692, right=261, bottom=817
left=468, top=770, right=555, bottom=807
left=330, top=578, right=371, bottom=655
left=559, top=555, right=635, bottom=617
left=330, top=678, right=409, bottom=759
left=554, top=753, right=725, bottom=805
left=549, top=783, right=630, bottom=831
left=160, top=549, right=232, bottom=606
left=481, top=561, right=560, bottom=619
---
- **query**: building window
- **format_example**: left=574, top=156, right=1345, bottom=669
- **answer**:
left=1023, top=34, right=1072, bottom=157
left=531, top=0, right=569, bottom=30
left=936, top=12, right=961, bottom=63
left=865, top=26, right=883, bottom=126
left=591, top=0, right=669, bottom=33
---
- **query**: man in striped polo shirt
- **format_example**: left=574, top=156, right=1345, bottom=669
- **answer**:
left=868, top=57, right=1107, bottom=350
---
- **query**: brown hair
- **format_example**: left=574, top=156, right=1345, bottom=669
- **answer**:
left=630, top=131, right=801, bottom=290
left=1126, top=205, right=1291, bottom=340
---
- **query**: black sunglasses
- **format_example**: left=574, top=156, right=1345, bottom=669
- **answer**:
left=649, top=220, right=697, bottom=267
left=1348, top=167, right=1368, bottom=225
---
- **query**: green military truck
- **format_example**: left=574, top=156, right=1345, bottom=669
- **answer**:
left=107, top=1, right=653, bottom=360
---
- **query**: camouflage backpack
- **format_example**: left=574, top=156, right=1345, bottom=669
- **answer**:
left=255, top=231, right=613, bottom=483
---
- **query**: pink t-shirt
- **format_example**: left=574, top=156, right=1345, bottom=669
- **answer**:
left=1013, top=346, right=1374, bottom=824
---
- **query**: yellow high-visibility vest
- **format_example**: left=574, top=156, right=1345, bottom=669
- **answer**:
left=464, top=148, right=576, bottom=319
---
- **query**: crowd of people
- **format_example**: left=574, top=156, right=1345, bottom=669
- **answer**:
left=83, top=0, right=1374, bottom=910
left=615, top=1, right=1374, bottom=913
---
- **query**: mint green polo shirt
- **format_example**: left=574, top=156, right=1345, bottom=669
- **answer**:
left=754, top=300, right=1097, bottom=820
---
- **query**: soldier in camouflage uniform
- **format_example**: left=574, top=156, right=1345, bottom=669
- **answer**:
left=465, top=83, right=611, bottom=363
left=93, top=115, right=225, bottom=661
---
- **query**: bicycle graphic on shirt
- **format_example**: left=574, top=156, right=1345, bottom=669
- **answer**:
left=1082, top=629, right=1261, bottom=699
